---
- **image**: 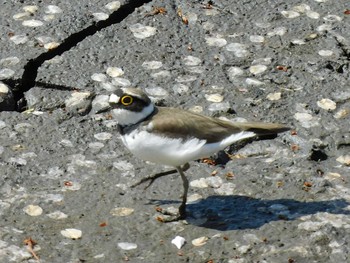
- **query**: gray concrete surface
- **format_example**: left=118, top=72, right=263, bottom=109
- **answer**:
left=0, top=0, right=350, bottom=262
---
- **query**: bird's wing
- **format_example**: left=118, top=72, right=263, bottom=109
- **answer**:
left=145, top=108, right=288, bottom=143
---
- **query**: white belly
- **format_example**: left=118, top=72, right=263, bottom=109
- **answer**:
left=121, top=129, right=255, bottom=167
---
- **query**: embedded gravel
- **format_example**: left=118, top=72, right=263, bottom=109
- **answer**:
left=0, top=0, right=350, bottom=262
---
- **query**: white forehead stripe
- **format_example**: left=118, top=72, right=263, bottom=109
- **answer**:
left=109, top=93, right=120, bottom=103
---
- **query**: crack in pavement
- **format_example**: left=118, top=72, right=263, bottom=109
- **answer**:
left=9, top=0, right=153, bottom=111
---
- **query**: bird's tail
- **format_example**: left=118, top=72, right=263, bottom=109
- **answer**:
left=234, top=121, right=290, bottom=135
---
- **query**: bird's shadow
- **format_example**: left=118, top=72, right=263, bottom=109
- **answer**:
left=148, top=195, right=350, bottom=231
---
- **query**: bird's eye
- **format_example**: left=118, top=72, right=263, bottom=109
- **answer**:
left=121, top=95, right=133, bottom=106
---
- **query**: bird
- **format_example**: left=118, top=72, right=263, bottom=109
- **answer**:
left=107, top=87, right=290, bottom=221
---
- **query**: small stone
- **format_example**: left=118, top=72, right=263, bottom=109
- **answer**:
left=94, top=132, right=112, bottom=141
left=129, top=23, right=157, bottom=39
left=281, top=10, right=300, bottom=18
left=44, top=42, right=60, bottom=50
left=183, top=56, right=202, bottom=66
left=61, top=228, right=82, bottom=239
left=245, top=78, right=264, bottom=86
left=13, top=12, right=30, bottom=20
left=323, top=15, right=342, bottom=22
left=47, top=211, right=68, bottom=219
left=106, top=67, right=124, bottom=77
left=291, top=39, right=306, bottom=45
left=226, top=43, right=249, bottom=57
left=208, top=102, right=230, bottom=112
left=0, top=69, right=15, bottom=79
left=205, top=93, right=224, bottom=103
left=294, top=112, right=319, bottom=128
left=189, top=105, right=203, bottom=113
left=93, top=12, right=109, bottom=21
left=91, top=73, right=107, bottom=82
left=171, top=236, right=186, bottom=249
left=0, top=83, right=9, bottom=94
left=145, top=87, right=168, bottom=97
left=172, top=84, right=189, bottom=94
left=8, top=157, right=27, bottom=166
left=111, top=77, right=131, bottom=87
left=306, top=11, right=320, bottom=19
left=22, top=20, right=44, bottom=27
left=92, top=95, right=109, bottom=113
left=267, top=92, right=281, bottom=101
left=23, top=205, right=43, bottom=216
left=336, top=155, right=350, bottom=166
left=187, top=193, right=203, bottom=204
left=317, top=24, right=332, bottom=32
left=65, top=91, right=91, bottom=110
left=227, top=67, right=244, bottom=80
left=88, top=142, right=104, bottom=150
left=249, top=35, right=265, bottom=43
left=249, top=65, right=267, bottom=75
left=205, top=177, right=223, bottom=188
left=0, top=120, right=6, bottom=129
left=190, top=178, right=209, bottom=188
left=105, top=1, right=121, bottom=11
left=60, top=139, right=74, bottom=147
left=150, top=70, right=171, bottom=79
left=118, top=242, right=137, bottom=250
left=205, top=37, right=227, bottom=47
left=267, top=27, right=287, bottom=36
left=298, top=221, right=325, bottom=231
left=292, top=4, right=311, bottom=13
left=110, top=207, right=134, bottom=216
left=252, top=57, right=272, bottom=65
left=10, top=34, right=29, bottom=44
left=100, top=82, right=117, bottom=92
left=113, top=160, right=134, bottom=171
left=214, top=183, right=236, bottom=195
left=175, top=75, right=197, bottom=83
left=334, top=108, right=349, bottom=119
left=142, top=61, right=162, bottom=70
left=23, top=5, right=38, bottom=13
left=318, top=50, right=334, bottom=57
left=192, top=236, right=208, bottom=247
left=45, top=5, right=62, bottom=14
left=317, top=98, right=336, bottom=110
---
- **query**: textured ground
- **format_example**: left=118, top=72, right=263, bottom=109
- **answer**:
left=0, top=0, right=350, bottom=262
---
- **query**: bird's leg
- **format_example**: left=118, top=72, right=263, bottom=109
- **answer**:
left=131, top=163, right=190, bottom=190
left=157, top=165, right=189, bottom=222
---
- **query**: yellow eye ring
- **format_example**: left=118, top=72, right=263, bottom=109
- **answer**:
left=121, top=95, right=133, bottom=106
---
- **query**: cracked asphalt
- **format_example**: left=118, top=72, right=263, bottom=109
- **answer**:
left=0, top=0, right=350, bottom=262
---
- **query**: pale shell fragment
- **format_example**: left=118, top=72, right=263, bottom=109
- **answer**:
left=317, top=98, right=336, bottom=110
left=318, top=50, right=333, bottom=57
left=22, top=20, right=44, bottom=27
left=267, top=92, right=281, bottom=101
left=171, top=236, right=186, bottom=249
left=249, top=65, right=267, bottom=75
left=205, top=93, right=224, bottom=103
left=61, top=228, right=82, bottom=239
left=106, top=67, right=124, bottom=77
left=23, top=5, right=38, bottom=13
left=110, top=207, right=134, bottom=216
left=281, top=10, right=300, bottom=18
left=118, top=242, right=137, bottom=250
left=105, top=1, right=121, bottom=11
left=129, top=23, right=157, bottom=39
left=192, top=236, right=209, bottom=246
left=23, top=205, right=43, bottom=216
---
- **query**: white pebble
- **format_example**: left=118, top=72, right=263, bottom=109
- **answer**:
left=92, top=94, right=109, bottom=112
left=171, top=236, right=186, bottom=249
left=151, top=70, right=171, bottom=79
left=205, top=37, right=227, bottom=47
left=225, top=43, right=249, bottom=57
left=317, top=98, right=336, bottom=110
left=129, top=23, right=157, bottom=39
left=23, top=205, right=43, bottom=216
left=291, top=39, right=306, bottom=45
left=0, top=120, right=6, bottom=129
left=334, top=109, right=349, bottom=119
left=0, top=69, right=15, bottom=79
left=192, top=236, right=208, bottom=247
left=142, top=61, right=162, bottom=70
left=23, top=5, right=38, bottom=13
left=0, top=57, right=20, bottom=66
left=183, top=56, right=201, bottom=66
left=249, top=65, right=267, bottom=75
left=317, top=24, right=332, bottom=32
left=61, top=228, right=82, bottom=239
left=190, top=178, right=209, bottom=188
left=44, top=42, right=60, bottom=50
left=100, top=82, right=117, bottom=92
left=246, top=78, right=264, bottom=86
left=336, top=155, right=350, bottom=166
left=47, top=211, right=68, bottom=219
left=65, top=92, right=91, bottom=108
left=105, top=1, right=121, bottom=11
left=267, top=92, right=281, bottom=101
left=294, top=112, right=319, bottom=128
left=252, top=57, right=272, bottom=65
left=8, top=157, right=27, bottom=166
left=113, top=160, right=134, bottom=171
left=88, top=142, right=105, bottom=150
left=106, top=67, right=124, bottom=77
left=22, top=20, right=44, bottom=27
left=281, top=10, right=300, bottom=18
left=298, top=221, right=325, bottom=231
left=93, top=12, right=109, bottom=21
left=172, top=84, right=189, bottom=94
left=111, top=77, right=131, bottom=87
left=10, top=34, right=28, bottom=44
left=227, top=67, right=244, bottom=79
left=306, top=11, right=320, bottom=19
left=205, top=93, right=224, bottom=103
left=0, top=83, right=9, bottom=94
left=208, top=102, right=230, bottom=112
left=205, top=176, right=223, bottom=188
left=110, top=207, right=134, bottom=216
left=145, top=87, right=168, bottom=97
left=318, top=50, right=333, bottom=57
left=175, top=75, right=197, bottom=83
left=45, top=5, right=62, bottom=14
left=13, top=12, right=30, bottom=20
left=91, top=73, right=107, bottom=82
left=292, top=4, right=311, bottom=13
left=323, top=15, right=342, bottom=22
left=60, top=139, right=74, bottom=147
left=189, top=105, right=203, bottom=113
left=118, top=242, right=137, bottom=250
left=249, top=35, right=265, bottom=43
left=314, top=0, right=328, bottom=2
left=187, top=193, right=203, bottom=204
left=94, top=132, right=112, bottom=141
left=214, top=183, right=236, bottom=195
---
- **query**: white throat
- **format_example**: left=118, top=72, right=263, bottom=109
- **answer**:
left=111, top=103, right=154, bottom=126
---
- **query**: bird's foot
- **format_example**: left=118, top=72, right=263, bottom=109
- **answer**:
left=155, top=204, right=187, bottom=223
